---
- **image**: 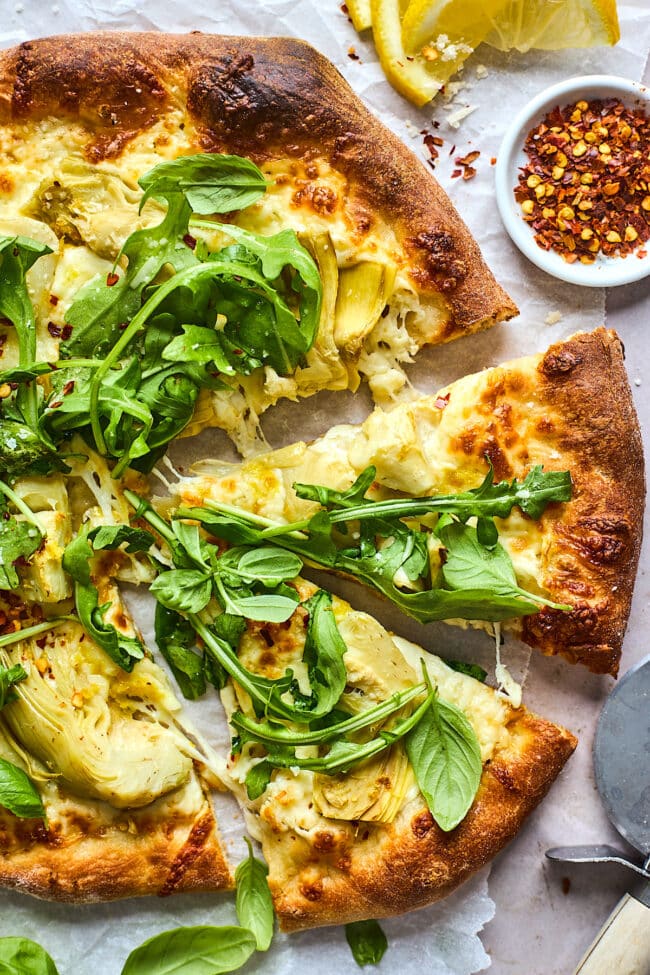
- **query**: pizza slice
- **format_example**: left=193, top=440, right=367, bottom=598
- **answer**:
left=0, top=31, right=516, bottom=463
left=172, top=329, right=644, bottom=677
left=216, top=582, right=577, bottom=931
left=0, top=456, right=232, bottom=902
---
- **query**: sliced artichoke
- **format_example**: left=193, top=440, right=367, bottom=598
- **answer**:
left=334, top=261, right=396, bottom=355
left=314, top=742, right=414, bottom=823
left=1, top=620, right=193, bottom=809
left=22, top=157, right=154, bottom=260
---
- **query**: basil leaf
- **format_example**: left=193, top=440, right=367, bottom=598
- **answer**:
left=0, top=757, right=45, bottom=820
left=120, top=926, right=257, bottom=975
left=222, top=592, right=298, bottom=623
left=139, top=153, right=268, bottom=214
left=300, top=590, right=347, bottom=718
left=228, top=547, right=303, bottom=585
left=154, top=603, right=206, bottom=701
left=405, top=694, right=482, bottom=832
left=235, top=838, right=275, bottom=951
left=0, top=663, right=27, bottom=710
left=150, top=570, right=213, bottom=615
left=245, top=761, right=274, bottom=801
left=345, top=920, right=388, bottom=967
left=171, top=521, right=209, bottom=569
left=0, top=937, right=59, bottom=974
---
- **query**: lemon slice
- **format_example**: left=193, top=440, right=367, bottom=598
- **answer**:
left=371, top=0, right=476, bottom=106
left=347, top=0, right=372, bottom=31
left=484, top=0, right=620, bottom=52
left=401, top=0, right=507, bottom=58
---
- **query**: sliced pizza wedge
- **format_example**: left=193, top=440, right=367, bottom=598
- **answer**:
left=174, top=329, right=644, bottom=676
left=0, top=32, right=516, bottom=459
left=206, top=579, right=576, bottom=931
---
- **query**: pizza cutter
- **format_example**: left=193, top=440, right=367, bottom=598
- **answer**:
left=546, top=654, right=650, bottom=974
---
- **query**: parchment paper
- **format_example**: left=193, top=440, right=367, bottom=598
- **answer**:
left=1, top=2, right=650, bottom=973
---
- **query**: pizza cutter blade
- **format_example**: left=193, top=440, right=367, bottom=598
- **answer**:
left=546, top=654, right=650, bottom=974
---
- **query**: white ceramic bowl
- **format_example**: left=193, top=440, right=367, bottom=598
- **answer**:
left=495, top=75, right=650, bottom=288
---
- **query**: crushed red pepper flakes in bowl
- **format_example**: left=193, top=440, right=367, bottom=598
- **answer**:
left=514, top=97, right=650, bottom=264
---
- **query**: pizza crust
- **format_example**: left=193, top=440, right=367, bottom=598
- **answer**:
left=0, top=31, right=516, bottom=339
left=0, top=771, right=232, bottom=903
left=271, top=707, right=576, bottom=931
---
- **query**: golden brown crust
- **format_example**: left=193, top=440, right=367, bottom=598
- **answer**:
left=0, top=31, right=516, bottom=337
left=521, top=329, right=645, bottom=675
left=0, top=781, right=232, bottom=903
left=272, top=708, right=576, bottom=931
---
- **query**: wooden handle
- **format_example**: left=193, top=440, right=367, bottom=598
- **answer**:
left=574, top=892, right=650, bottom=974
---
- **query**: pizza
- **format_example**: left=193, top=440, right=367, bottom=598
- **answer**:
left=173, top=328, right=644, bottom=678
left=0, top=27, right=637, bottom=957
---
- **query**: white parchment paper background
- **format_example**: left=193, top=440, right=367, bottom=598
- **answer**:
left=1, top=2, right=650, bottom=973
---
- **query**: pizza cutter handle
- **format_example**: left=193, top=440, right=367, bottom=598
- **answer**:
left=573, top=888, right=650, bottom=975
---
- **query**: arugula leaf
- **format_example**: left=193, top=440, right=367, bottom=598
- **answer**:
left=298, top=590, right=347, bottom=719
left=0, top=757, right=45, bottom=820
left=0, top=663, right=27, bottom=710
left=405, top=683, right=482, bottom=832
left=62, top=193, right=197, bottom=359
left=438, top=521, right=569, bottom=610
left=235, top=838, right=275, bottom=951
left=0, top=937, right=59, bottom=974
left=294, top=462, right=573, bottom=525
left=256, top=686, right=435, bottom=776
left=91, top=524, right=155, bottom=554
left=0, top=235, right=51, bottom=372
left=345, top=920, right=388, bottom=967
left=447, top=660, right=488, bottom=683
left=0, top=507, right=42, bottom=590
left=120, top=926, right=257, bottom=975
left=63, top=529, right=147, bottom=671
left=139, top=152, right=268, bottom=214
left=230, top=683, right=426, bottom=748
left=154, top=603, right=206, bottom=701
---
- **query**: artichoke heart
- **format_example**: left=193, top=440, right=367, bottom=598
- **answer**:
left=314, top=742, right=414, bottom=823
left=334, top=261, right=396, bottom=354
left=1, top=621, right=193, bottom=809
left=23, top=157, right=152, bottom=260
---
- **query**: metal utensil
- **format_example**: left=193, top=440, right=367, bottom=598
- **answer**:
left=546, top=654, right=650, bottom=974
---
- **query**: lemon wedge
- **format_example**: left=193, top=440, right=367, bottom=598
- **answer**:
left=483, top=0, right=620, bottom=52
left=347, top=0, right=372, bottom=31
left=372, top=0, right=479, bottom=106
left=402, top=0, right=507, bottom=59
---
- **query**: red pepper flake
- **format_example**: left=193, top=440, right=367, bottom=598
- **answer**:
left=61, top=325, right=73, bottom=341
left=340, top=2, right=351, bottom=21
left=47, top=322, right=62, bottom=338
left=462, top=166, right=477, bottom=181
left=490, top=156, right=497, bottom=166
left=233, top=349, right=244, bottom=355
left=455, top=150, right=480, bottom=166
left=49, top=400, right=63, bottom=409
left=348, top=46, right=360, bottom=61
left=49, top=294, right=59, bottom=306
left=183, top=233, right=197, bottom=250
left=448, top=143, right=456, bottom=156
left=515, top=97, right=650, bottom=263
left=381, top=304, right=390, bottom=318
left=451, top=169, right=462, bottom=179
left=62, top=380, right=75, bottom=396
left=435, top=393, right=450, bottom=410
left=106, top=271, right=120, bottom=287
